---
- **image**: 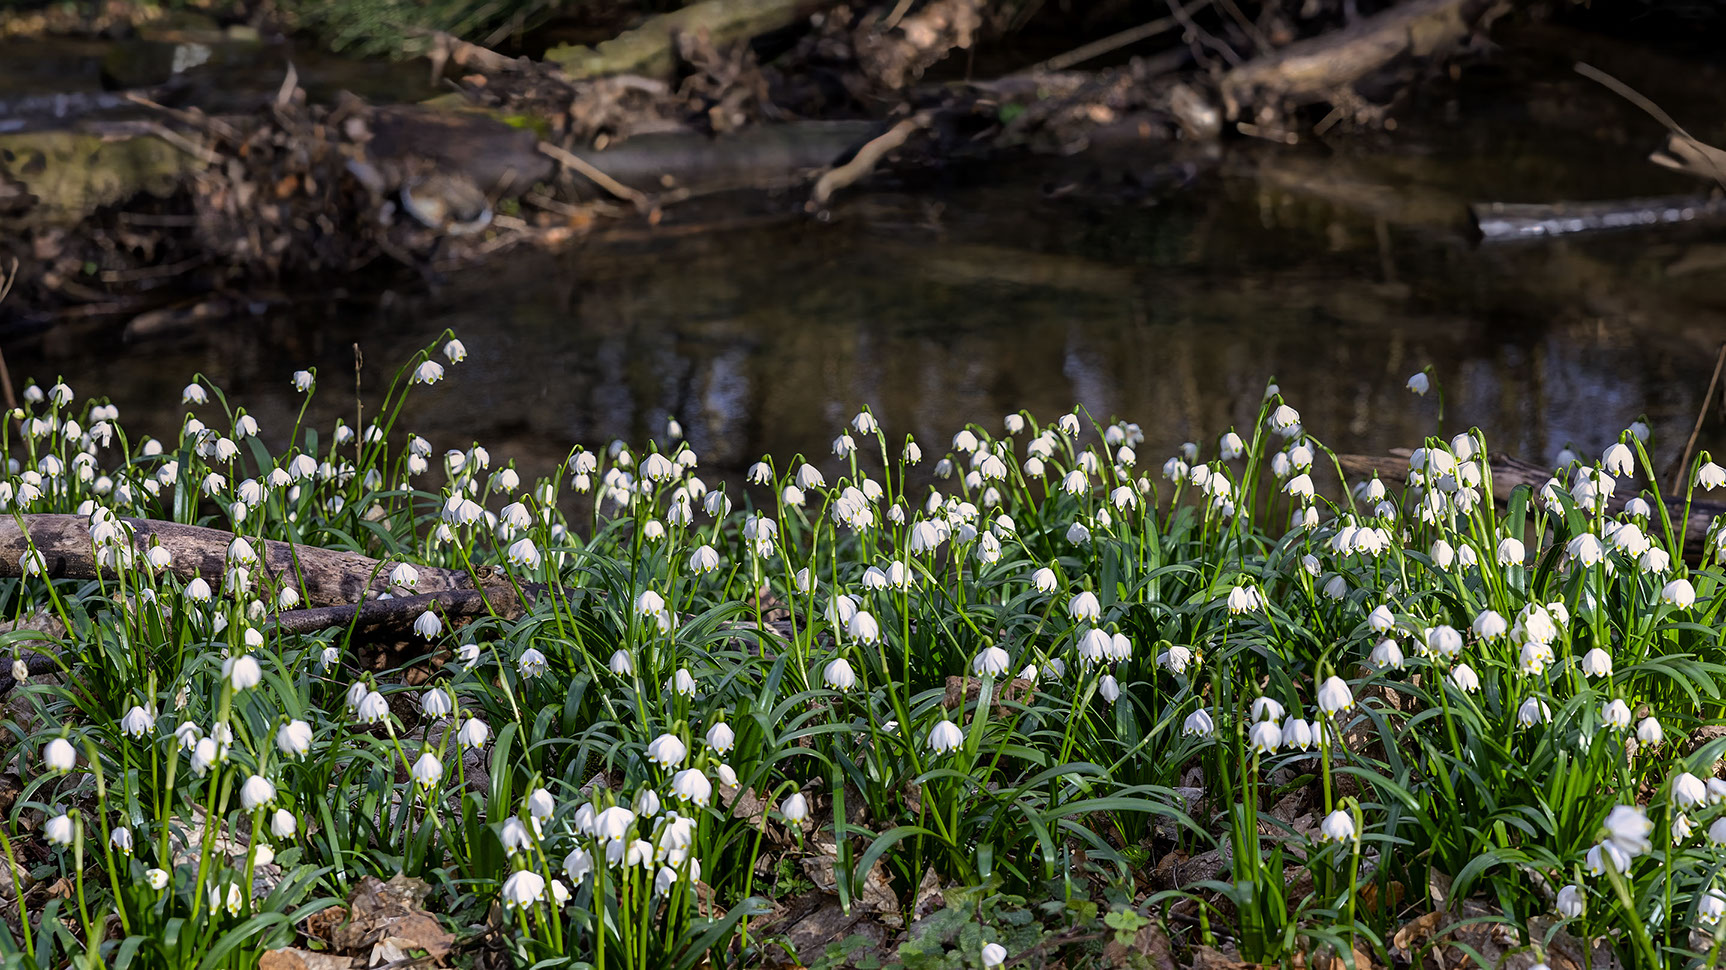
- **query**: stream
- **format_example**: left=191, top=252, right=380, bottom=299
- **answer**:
left=4, top=22, right=1725, bottom=486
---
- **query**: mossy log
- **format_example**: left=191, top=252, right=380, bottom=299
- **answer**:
left=0, top=513, right=514, bottom=610
left=545, top=0, right=821, bottom=80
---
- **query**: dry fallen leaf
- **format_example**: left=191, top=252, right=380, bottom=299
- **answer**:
left=327, top=873, right=454, bottom=965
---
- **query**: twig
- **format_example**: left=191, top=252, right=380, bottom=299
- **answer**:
left=809, top=114, right=929, bottom=207
left=1672, top=342, right=1726, bottom=498
left=1027, top=2, right=1207, bottom=73
left=1575, top=62, right=1726, bottom=188
left=0, top=258, right=18, bottom=411
left=142, top=121, right=222, bottom=166
left=538, top=141, right=651, bottom=211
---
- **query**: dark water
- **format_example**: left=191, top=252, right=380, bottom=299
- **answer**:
left=8, top=26, right=1726, bottom=487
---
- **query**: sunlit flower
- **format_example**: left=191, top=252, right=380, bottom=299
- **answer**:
left=240, top=774, right=276, bottom=810
left=647, top=734, right=687, bottom=769
left=224, top=655, right=262, bottom=691
left=45, top=814, right=73, bottom=847
left=1601, top=698, right=1631, bottom=730
left=412, top=361, right=445, bottom=385
left=411, top=752, right=443, bottom=788
left=1183, top=709, right=1214, bottom=738
left=928, top=720, right=964, bottom=754
left=518, top=648, right=548, bottom=678
left=1248, top=720, right=1281, bottom=755
left=1661, top=578, right=1695, bottom=609
left=458, top=717, right=490, bottom=750
left=781, top=792, right=809, bottom=825
left=1448, top=664, right=1480, bottom=693
left=277, top=720, right=313, bottom=758
left=973, top=646, right=1010, bottom=678
left=501, top=870, right=545, bottom=909
left=1604, top=804, right=1653, bottom=857
left=1316, top=676, right=1353, bottom=715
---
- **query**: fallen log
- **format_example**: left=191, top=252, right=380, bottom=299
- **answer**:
left=1470, top=197, right=1726, bottom=242
left=1337, top=452, right=1725, bottom=561
left=545, top=0, right=822, bottom=81
left=0, top=514, right=511, bottom=610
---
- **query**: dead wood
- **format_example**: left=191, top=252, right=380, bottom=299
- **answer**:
left=0, top=514, right=502, bottom=609
left=809, top=113, right=928, bottom=206
left=1220, top=0, right=1501, bottom=122
left=1470, top=196, right=1726, bottom=242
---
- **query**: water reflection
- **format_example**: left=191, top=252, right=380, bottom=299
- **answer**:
left=9, top=139, right=1725, bottom=491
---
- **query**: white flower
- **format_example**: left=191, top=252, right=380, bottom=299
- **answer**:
left=1318, top=809, right=1356, bottom=842
left=973, top=646, right=1010, bottom=678
left=1226, top=586, right=1260, bottom=615
left=120, top=706, right=155, bottom=738
left=1182, top=709, right=1214, bottom=738
left=824, top=658, right=857, bottom=691
left=276, top=720, right=313, bottom=758
left=518, top=648, right=548, bottom=678
left=1674, top=772, right=1709, bottom=809
left=928, top=720, right=964, bottom=754
left=1316, top=676, right=1353, bottom=715
left=1661, top=578, right=1696, bottom=609
left=1448, top=663, right=1480, bottom=693
left=442, top=338, right=467, bottom=362
left=781, top=792, right=810, bottom=824
left=1066, top=521, right=1091, bottom=545
left=1698, top=462, right=1726, bottom=490
left=706, top=722, right=735, bottom=755
left=1424, top=626, right=1463, bottom=658
left=240, top=774, right=276, bottom=810
left=357, top=691, right=390, bottom=723
left=1284, top=718, right=1315, bottom=750
left=1516, top=697, right=1550, bottom=726
left=671, top=768, right=711, bottom=806
left=421, top=688, right=453, bottom=718
left=1602, top=442, right=1635, bottom=476
left=456, top=643, right=481, bottom=670
left=647, top=734, right=687, bottom=769
left=224, top=655, right=262, bottom=691
left=412, top=360, right=445, bottom=385
left=501, top=870, right=546, bottom=909
left=1283, top=474, right=1314, bottom=501
left=1579, top=648, right=1612, bottom=678
left=1251, top=696, right=1284, bottom=723
left=1702, top=889, right=1726, bottom=927
left=501, top=818, right=535, bottom=854
left=1604, top=804, right=1653, bottom=857
left=634, top=590, right=665, bottom=620
left=565, top=847, right=594, bottom=884
left=847, top=610, right=880, bottom=644
left=1471, top=610, right=1508, bottom=640
left=688, top=545, right=721, bottom=574
left=146, top=867, right=170, bottom=891
left=981, top=942, right=1008, bottom=969
left=1636, top=716, right=1663, bottom=746
left=608, top=650, right=633, bottom=676
left=411, top=752, right=443, bottom=788
left=185, top=577, right=213, bottom=602
left=458, top=717, right=490, bottom=750
left=670, top=668, right=697, bottom=698
left=182, top=382, right=208, bottom=405
left=412, top=611, right=442, bottom=639
left=1406, top=372, right=1430, bottom=396
left=1371, top=639, right=1404, bottom=670
left=1601, top=699, right=1631, bottom=730
left=1555, top=885, right=1583, bottom=919
left=1495, top=538, right=1524, bottom=566
left=1429, top=539, right=1455, bottom=570
left=1098, top=674, right=1120, bottom=704
left=1366, top=604, right=1395, bottom=633
left=45, top=814, right=73, bottom=847
left=1248, top=720, right=1282, bottom=755
left=44, top=738, right=75, bottom=773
